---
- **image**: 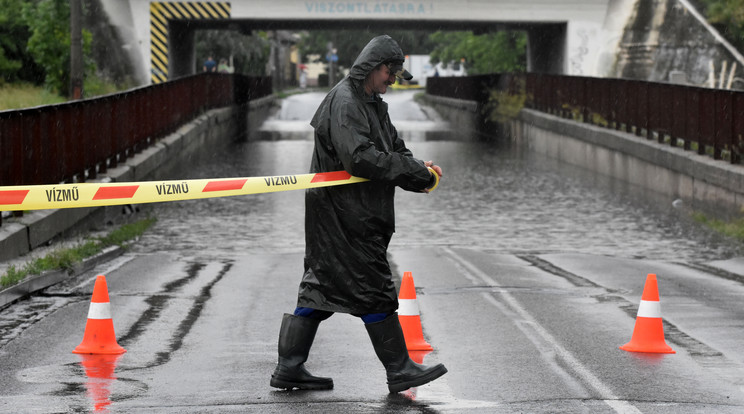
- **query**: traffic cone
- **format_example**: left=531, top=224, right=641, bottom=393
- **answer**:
left=398, top=271, right=433, bottom=351
left=620, top=274, right=675, bottom=354
left=73, top=275, right=127, bottom=355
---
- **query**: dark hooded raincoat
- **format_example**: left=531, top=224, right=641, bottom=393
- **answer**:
left=296, top=35, right=434, bottom=314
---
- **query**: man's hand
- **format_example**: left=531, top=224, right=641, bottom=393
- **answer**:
left=423, top=161, right=443, bottom=193
left=425, top=160, right=443, bottom=178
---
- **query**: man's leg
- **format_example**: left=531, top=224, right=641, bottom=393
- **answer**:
left=269, top=308, right=334, bottom=390
left=364, top=313, right=447, bottom=393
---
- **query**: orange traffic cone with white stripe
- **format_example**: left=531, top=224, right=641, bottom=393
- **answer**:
left=398, top=271, right=433, bottom=351
left=73, top=275, right=126, bottom=355
left=620, top=274, right=675, bottom=354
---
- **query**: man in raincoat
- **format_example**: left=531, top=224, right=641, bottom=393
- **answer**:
left=270, top=35, right=447, bottom=393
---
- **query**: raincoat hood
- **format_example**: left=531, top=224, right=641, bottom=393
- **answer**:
left=299, top=35, right=432, bottom=315
left=349, top=35, right=407, bottom=80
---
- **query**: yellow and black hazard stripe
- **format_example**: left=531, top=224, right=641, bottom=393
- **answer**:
left=150, top=2, right=231, bottom=84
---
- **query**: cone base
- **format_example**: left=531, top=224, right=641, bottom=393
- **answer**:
left=619, top=342, right=675, bottom=354
left=620, top=316, right=675, bottom=354
left=73, top=318, right=126, bottom=354
left=73, top=345, right=127, bottom=355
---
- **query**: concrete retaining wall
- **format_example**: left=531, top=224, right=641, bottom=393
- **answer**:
left=511, top=109, right=744, bottom=218
left=0, top=96, right=276, bottom=262
left=420, top=94, right=481, bottom=131
left=422, top=94, right=743, bottom=219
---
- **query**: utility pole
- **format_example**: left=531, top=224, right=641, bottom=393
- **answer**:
left=70, top=0, right=83, bottom=99
left=326, top=42, right=337, bottom=87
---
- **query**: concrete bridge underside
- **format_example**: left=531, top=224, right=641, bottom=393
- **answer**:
left=101, top=0, right=634, bottom=85
left=169, top=18, right=568, bottom=77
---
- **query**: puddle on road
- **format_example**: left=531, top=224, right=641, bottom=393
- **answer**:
left=78, top=353, right=123, bottom=412
left=132, top=91, right=744, bottom=264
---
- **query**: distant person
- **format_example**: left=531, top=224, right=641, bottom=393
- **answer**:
left=217, top=58, right=233, bottom=73
left=299, top=67, right=307, bottom=88
left=203, top=56, right=216, bottom=73
left=269, top=34, right=445, bottom=394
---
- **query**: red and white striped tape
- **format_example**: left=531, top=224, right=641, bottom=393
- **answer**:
left=0, top=171, right=368, bottom=211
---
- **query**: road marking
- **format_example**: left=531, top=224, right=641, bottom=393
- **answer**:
left=442, top=247, right=642, bottom=414
left=71, top=255, right=136, bottom=292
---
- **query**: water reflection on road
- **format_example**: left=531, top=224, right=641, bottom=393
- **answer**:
left=133, top=90, right=743, bottom=263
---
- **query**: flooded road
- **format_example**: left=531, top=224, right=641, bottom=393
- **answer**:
left=135, top=89, right=743, bottom=263
left=3, top=89, right=744, bottom=413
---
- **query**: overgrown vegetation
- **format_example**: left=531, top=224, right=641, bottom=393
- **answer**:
left=21, top=0, right=94, bottom=94
left=698, top=0, right=744, bottom=54
left=692, top=212, right=744, bottom=242
left=0, top=82, right=65, bottom=110
left=0, top=217, right=156, bottom=288
left=428, top=31, right=527, bottom=75
left=1, top=0, right=132, bottom=101
left=485, top=88, right=527, bottom=123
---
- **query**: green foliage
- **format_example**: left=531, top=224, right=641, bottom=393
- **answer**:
left=99, top=217, right=157, bottom=247
left=428, top=31, right=527, bottom=75
left=0, top=82, right=65, bottom=110
left=0, top=0, right=28, bottom=83
left=0, top=48, right=22, bottom=83
left=83, top=74, right=121, bottom=97
left=699, top=0, right=744, bottom=52
left=692, top=211, right=744, bottom=242
left=486, top=89, right=527, bottom=123
left=21, top=0, right=94, bottom=95
left=0, top=217, right=156, bottom=288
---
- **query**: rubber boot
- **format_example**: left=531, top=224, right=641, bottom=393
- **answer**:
left=270, top=313, right=333, bottom=390
left=365, top=313, right=447, bottom=393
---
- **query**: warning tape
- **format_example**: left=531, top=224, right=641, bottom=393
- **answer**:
left=0, top=171, right=366, bottom=212
left=0, top=168, right=438, bottom=212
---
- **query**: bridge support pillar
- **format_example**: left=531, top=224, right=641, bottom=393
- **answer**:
left=168, top=21, right=195, bottom=79
left=526, top=24, right=566, bottom=74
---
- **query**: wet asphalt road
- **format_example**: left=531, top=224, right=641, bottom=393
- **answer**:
left=1, top=90, right=744, bottom=413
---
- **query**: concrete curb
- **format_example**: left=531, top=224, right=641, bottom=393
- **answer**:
left=0, top=245, right=124, bottom=310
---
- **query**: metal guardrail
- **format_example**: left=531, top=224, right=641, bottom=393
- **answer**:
left=426, top=74, right=505, bottom=103
left=0, top=73, right=271, bottom=226
left=427, top=73, right=743, bottom=165
left=525, top=73, right=743, bottom=164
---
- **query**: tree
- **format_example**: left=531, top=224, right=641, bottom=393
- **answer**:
left=0, top=0, right=43, bottom=84
left=0, top=5, right=21, bottom=82
left=429, top=31, right=527, bottom=75
left=699, top=0, right=744, bottom=53
left=22, top=0, right=93, bottom=95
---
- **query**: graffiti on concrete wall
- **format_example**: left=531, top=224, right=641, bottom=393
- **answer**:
left=570, top=28, right=592, bottom=75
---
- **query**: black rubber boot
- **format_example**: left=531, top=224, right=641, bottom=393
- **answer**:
left=365, top=313, right=447, bottom=393
left=270, top=313, right=333, bottom=390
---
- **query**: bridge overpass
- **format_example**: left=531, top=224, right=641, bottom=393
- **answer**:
left=101, top=0, right=636, bottom=84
